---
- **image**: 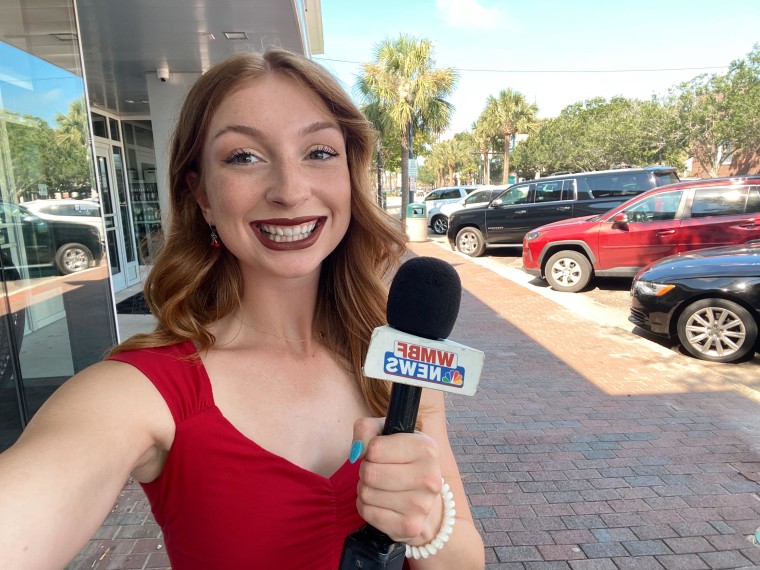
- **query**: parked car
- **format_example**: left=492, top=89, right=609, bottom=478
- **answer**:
left=435, top=185, right=509, bottom=235
left=23, top=199, right=105, bottom=240
left=447, top=166, right=679, bottom=256
left=423, top=185, right=479, bottom=234
left=522, top=176, right=760, bottom=292
left=0, top=201, right=105, bottom=275
left=629, top=240, right=760, bottom=363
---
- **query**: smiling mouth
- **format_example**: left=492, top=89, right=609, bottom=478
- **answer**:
left=255, top=219, right=321, bottom=243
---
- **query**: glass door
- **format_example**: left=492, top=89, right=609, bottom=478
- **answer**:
left=94, top=142, right=138, bottom=291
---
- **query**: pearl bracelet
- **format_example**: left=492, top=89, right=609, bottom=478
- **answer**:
left=405, top=478, right=456, bottom=559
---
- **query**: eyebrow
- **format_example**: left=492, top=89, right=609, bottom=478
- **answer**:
left=212, top=121, right=341, bottom=141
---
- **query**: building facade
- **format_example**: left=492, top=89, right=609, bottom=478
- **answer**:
left=0, top=0, right=322, bottom=450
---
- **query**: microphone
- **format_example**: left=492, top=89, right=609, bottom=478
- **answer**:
left=339, top=257, right=484, bottom=569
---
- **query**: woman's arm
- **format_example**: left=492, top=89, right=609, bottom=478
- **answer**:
left=0, top=360, right=174, bottom=569
left=352, top=388, right=485, bottom=569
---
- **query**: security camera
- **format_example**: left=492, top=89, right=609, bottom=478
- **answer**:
left=157, top=67, right=170, bottom=82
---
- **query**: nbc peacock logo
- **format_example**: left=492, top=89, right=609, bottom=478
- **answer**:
left=442, top=370, right=463, bottom=386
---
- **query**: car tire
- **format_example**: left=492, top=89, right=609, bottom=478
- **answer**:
left=545, top=250, right=592, bottom=292
left=676, top=298, right=758, bottom=363
left=455, top=227, right=486, bottom=257
left=431, top=215, right=448, bottom=235
left=55, top=243, right=93, bottom=275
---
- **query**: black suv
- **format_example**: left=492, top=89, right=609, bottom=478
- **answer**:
left=0, top=201, right=105, bottom=275
left=446, top=166, right=679, bottom=256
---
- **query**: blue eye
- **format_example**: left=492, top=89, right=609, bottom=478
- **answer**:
left=310, top=146, right=338, bottom=161
left=226, top=149, right=260, bottom=164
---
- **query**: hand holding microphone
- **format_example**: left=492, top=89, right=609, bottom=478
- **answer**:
left=339, top=257, right=484, bottom=569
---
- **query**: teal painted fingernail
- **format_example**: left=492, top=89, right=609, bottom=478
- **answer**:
left=349, top=440, right=364, bottom=463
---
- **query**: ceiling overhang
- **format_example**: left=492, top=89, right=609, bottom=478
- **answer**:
left=2, top=0, right=323, bottom=117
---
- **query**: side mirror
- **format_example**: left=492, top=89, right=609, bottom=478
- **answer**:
left=489, top=198, right=503, bottom=208
left=612, top=213, right=629, bottom=226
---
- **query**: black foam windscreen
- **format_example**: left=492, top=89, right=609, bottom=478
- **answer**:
left=386, top=256, right=462, bottom=340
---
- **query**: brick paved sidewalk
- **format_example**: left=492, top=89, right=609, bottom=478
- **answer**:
left=68, top=241, right=760, bottom=569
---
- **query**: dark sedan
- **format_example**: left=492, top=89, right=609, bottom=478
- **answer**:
left=629, top=240, right=760, bottom=363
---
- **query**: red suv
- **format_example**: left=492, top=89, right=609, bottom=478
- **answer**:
left=522, top=176, right=760, bottom=292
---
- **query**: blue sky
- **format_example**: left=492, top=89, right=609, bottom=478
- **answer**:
left=0, top=42, right=84, bottom=125
left=316, top=0, right=760, bottom=135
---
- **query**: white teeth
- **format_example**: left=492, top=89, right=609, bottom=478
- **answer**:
left=259, top=221, right=318, bottom=242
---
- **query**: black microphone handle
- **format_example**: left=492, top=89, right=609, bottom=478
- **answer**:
left=338, top=383, right=422, bottom=569
left=383, top=383, right=422, bottom=435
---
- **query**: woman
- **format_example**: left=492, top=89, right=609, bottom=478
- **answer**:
left=0, top=49, right=484, bottom=568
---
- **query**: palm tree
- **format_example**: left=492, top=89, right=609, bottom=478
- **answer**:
left=483, top=89, right=538, bottom=184
left=54, top=99, right=88, bottom=148
left=472, top=119, right=494, bottom=185
left=357, top=34, right=458, bottom=219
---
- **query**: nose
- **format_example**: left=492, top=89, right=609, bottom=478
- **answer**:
left=265, top=159, right=310, bottom=208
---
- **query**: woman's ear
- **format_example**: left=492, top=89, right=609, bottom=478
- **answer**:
left=188, top=171, right=211, bottom=219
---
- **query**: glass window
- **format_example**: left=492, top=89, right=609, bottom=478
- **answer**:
left=534, top=181, right=563, bottom=203
left=463, top=191, right=489, bottom=205
left=91, top=112, right=108, bottom=139
left=562, top=179, right=576, bottom=201
left=690, top=187, right=748, bottom=218
left=498, top=184, right=532, bottom=205
left=108, top=118, right=120, bottom=142
left=587, top=171, right=650, bottom=197
left=440, top=189, right=462, bottom=200
left=746, top=187, right=760, bottom=213
left=0, top=8, right=118, bottom=448
left=623, top=191, right=684, bottom=223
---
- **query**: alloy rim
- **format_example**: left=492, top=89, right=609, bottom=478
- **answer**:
left=551, top=258, right=581, bottom=287
left=684, top=306, right=746, bottom=357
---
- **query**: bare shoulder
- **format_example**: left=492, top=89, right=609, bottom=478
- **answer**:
left=16, top=359, right=175, bottom=476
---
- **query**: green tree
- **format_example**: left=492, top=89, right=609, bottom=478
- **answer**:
left=670, top=44, right=760, bottom=176
left=357, top=34, right=458, bottom=218
left=481, top=89, right=538, bottom=183
left=511, top=97, right=686, bottom=177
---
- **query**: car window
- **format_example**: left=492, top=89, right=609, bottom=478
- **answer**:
left=562, top=179, right=576, bottom=200
left=441, top=189, right=464, bottom=200
left=463, top=191, right=489, bottom=205
left=654, top=171, right=680, bottom=186
left=425, top=190, right=443, bottom=201
left=499, top=184, right=532, bottom=205
left=587, top=171, right=650, bottom=198
left=689, top=186, right=749, bottom=218
left=534, top=181, right=563, bottom=203
left=746, top=186, right=760, bottom=213
left=35, top=203, right=101, bottom=217
left=623, top=190, right=684, bottom=223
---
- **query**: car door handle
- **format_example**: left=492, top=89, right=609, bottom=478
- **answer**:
left=737, top=223, right=757, bottom=229
left=514, top=210, right=527, bottom=215
left=556, top=206, right=571, bottom=211
left=656, top=230, right=676, bottom=236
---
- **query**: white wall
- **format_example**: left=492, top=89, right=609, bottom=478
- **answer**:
left=145, top=71, right=201, bottom=225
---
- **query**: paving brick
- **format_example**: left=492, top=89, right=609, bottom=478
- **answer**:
left=697, top=549, right=752, bottom=568
left=68, top=241, right=760, bottom=569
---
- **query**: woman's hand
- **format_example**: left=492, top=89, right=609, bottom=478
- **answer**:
left=350, top=417, right=445, bottom=546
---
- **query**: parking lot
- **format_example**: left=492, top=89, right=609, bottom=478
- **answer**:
left=427, top=232, right=760, bottom=394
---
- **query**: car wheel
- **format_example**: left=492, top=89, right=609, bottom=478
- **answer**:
left=431, top=215, right=448, bottom=235
left=455, top=227, right=486, bottom=257
left=676, top=298, right=758, bottom=363
left=545, top=250, right=592, bottom=292
left=55, top=243, right=93, bottom=275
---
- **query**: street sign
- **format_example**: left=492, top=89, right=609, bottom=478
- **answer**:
left=409, top=158, right=418, bottom=178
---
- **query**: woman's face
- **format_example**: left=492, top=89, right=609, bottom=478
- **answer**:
left=195, top=73, right=352, bottom=281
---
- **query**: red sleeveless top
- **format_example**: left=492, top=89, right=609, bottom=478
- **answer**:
left=109, top=340, right=365, bottom=569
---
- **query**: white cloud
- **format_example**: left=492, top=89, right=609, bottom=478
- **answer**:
left=435, top=0, right=507, bottom=30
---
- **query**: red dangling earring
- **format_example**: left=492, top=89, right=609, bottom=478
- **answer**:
left=209, top=225, right=221, bottom=249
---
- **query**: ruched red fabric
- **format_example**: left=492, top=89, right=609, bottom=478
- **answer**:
left=109, top=341, right=365, bottom=569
